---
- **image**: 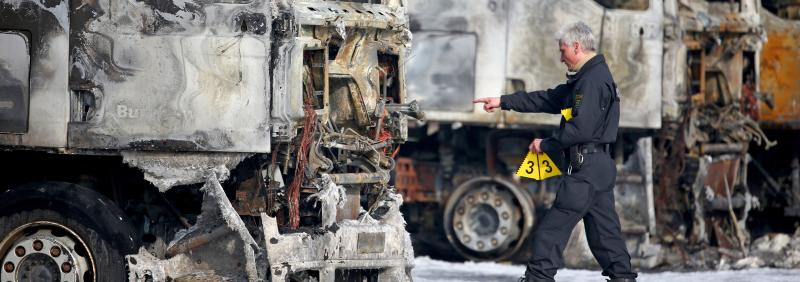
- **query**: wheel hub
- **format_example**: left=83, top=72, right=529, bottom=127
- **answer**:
left=451, top=185, right=522, bottom=254
left=17, top=253, right=60, bottom=281
left=1, top=224, right=93, bottom=282
left=470, top=204, right=499, bottom=236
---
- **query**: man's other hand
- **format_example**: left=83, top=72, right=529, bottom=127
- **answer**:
left=472, top=97, right=501, bottom=112
left=529, top=138, right=543, bottom=153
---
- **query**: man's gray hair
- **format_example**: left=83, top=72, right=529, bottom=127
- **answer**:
left=555, top=22, right=597, bottom=52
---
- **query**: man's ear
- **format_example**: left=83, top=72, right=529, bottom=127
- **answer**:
left=572, top=42, right=580, bottom=54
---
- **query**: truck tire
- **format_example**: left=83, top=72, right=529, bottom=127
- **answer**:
left=443, top=177, right=535, bottom=261
left=0, top=182, right=138, bottom=282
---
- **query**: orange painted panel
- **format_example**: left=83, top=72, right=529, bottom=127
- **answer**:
left=760, top=14, right=800, bottom=128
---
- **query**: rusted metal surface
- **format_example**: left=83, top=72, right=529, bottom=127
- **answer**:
left=165, top=226, right=230, bottom=258
left=233, top=174, right=267, bottom=216
left=703, top=158, right=741, bottom=196
left=760, top=11, right=800, bottom=128
left=395, top=158, right=437, bottom=203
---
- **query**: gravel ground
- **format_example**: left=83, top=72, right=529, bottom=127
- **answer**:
left=411, top=256, right=800, bottom=282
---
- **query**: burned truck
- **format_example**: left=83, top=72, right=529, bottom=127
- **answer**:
left=0, top=0, right=419, bottom=281
left=399, top=0, right=799, bottom=269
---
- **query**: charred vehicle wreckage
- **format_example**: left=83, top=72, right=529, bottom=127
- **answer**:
left=0, top=0, right=419, bottom=281
left=399, top=0, right=800, bottom=272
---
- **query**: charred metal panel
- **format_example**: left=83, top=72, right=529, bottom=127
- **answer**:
left=661, top=0, right=686, bottom=121
left=66, top=0, right=272, bottom=152
left=405, top=32, right=476, bottom=112
left=0, top=31, right=30, bottom=133
left=760, top=11, right=800, bottom=128
left=595, top=1, right=663, bottom=129
left=0, top=0, right=70, bottom=147
left=127, top=174, right=261, bottom=281
left=262, top=175, right=413, bottom=282
left=505, top=0, right=663, bottom=128
left=407, top=0, right=509, bottom=124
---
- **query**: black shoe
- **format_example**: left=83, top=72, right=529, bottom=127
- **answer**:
left=607, top=278, right=637, bottom=282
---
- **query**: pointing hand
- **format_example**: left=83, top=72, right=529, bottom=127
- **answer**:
left=472, top=97, right=501, bottom=113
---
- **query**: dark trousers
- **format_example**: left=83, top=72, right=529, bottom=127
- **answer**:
left=525, top=153, right=637, bottom=281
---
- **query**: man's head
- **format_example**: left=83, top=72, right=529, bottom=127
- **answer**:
left=556, top=22, right=597, bottom=72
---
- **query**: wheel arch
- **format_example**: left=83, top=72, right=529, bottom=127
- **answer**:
left=0, top=181, right=139, bottom=255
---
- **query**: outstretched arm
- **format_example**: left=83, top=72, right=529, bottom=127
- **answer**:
left=497, top=84, right=569, bottom=114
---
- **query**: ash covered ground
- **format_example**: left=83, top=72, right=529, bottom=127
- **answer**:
left=412, top=256, right=800, bottom=282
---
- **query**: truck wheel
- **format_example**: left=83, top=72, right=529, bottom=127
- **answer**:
left=443, top=177, right=535, bottom=261
left=0, top=182, right=137, bottom=282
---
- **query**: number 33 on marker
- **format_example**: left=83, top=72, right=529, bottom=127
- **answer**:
left=516, top=151, right=562, bottom=180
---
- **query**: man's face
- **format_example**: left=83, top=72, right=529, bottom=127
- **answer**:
left=559, top=41, right=580, bottom=72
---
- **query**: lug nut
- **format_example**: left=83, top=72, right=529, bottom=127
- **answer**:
left=456, top=222, right=463, bottom=230
left=467, top=196, right=475, bottom=204
left=501, top=227, right=508, bottom=235
left=14, top=246, right=25, bottom=257
left=50, top=246, right=61, bottom=257
left=477, top=241, right=485, bottom=249
left=501, top=212, right=509, bottom=220
left=491, top=238, right=499, bottom=246
left=61, top=262, right=72, bottom=273
left=4, top=262, right=14, bottom=273
left=457, top=207, right=465, bottom=215
left=463, top=235, right=471, bottom=243
left=494, top=199, right=503, bottom=207
left=33, top=240, right=43, bottom=251
left=481, top=192, right=489, bottom=200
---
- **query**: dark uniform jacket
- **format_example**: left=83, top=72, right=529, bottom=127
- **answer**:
left=500, top=55, right=620, bottom=182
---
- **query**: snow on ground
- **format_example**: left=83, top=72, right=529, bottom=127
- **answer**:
left=412, top=256, right=800, bottom=282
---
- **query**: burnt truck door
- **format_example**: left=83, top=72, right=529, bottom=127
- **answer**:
left=66, top=0, right=271, bottom=153
left=0, top=1, right=70, bottom=147
left=406, top=0, right=506, bottom=123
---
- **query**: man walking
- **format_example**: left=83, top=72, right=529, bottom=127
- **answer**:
left=473, top=22, right=638, bottom=282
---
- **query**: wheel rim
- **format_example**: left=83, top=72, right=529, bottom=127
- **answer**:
left=444, top=177, right=534, bottom=261
left=1, top=222, right=95, bottom=282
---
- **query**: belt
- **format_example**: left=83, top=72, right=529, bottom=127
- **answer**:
left=567, top=143, right=611, bottom=175
left=578, top=143, right=610, bottom=154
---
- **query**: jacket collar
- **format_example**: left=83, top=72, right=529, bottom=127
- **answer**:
left=566, top=54, right=605, bottom=84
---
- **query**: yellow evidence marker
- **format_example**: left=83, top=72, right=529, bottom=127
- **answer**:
left=516, top=151, right=562, bottom=180
left=516, top=107, right=571, bottom=180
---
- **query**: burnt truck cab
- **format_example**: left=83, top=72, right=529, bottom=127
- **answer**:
left=0, top=0, right=416, bottom=281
